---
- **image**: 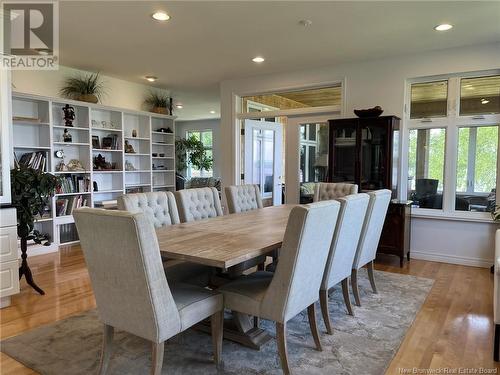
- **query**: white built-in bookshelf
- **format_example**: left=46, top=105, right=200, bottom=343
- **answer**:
left=11, top=92, right=176, bottom=252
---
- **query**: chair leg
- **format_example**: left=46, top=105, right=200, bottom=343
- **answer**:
left=319, top=289, right=333, bottom=334
left=307, top=303, right=323, bottom=351
left=351, top=269, right=361, bottom=307
left=98, top=324, right=114, bottom=375
left=151, top=342, right=165, bottom=375
left=341, top=278, right=354, bottom=316
left=211, top=311, right=224, bottom=368
left=276, top=322, right=291, bottom=375
left=367, top=261, right=378, bottom=294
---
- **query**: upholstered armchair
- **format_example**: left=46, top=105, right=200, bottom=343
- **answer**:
left=225, top=184, right=263, bottom=214
left=494, top=229, right=500, bottom=361
left=174, top=187, right=223, bottom=223
left=219, top=201, right=340, bottom=374
left=313, top=182, right=358, bottom=202
left=320, top=193, right=369, bottom=333
left=118, top=191, right=213, bottom=287
left=73, top=208, right=223, bottom=375
left=351, top=189, right=392, bottom=306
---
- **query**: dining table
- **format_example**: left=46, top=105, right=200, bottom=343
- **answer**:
left=156, top=204, right=297, bottom=349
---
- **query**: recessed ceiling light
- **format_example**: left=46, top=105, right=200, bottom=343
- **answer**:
left=145, top=76, right=157, bottom=82
left=176, top=104, right=183, bottom=109
left=252, top=56, right=265, bottom=63
left=152, top=11, right=170, bottom=21
left=481, top=98, right=490, bottom=104
left=434, top=24, right=453, bottom=31
left=209, top=110, right=216, bottom=114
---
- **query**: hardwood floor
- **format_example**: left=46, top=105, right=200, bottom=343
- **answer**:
left=0, top=248, right=498, bottom=374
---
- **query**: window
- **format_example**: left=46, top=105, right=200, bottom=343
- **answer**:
left=456, top=125, right=498, bottom=213
left=299, top=123, right=329, bottom=183
left=408, top=128, right=446, bottom=209
left=186, top=130, right=213, bottom=178
left=407, top=71, right=500, bottom=218
left=460, top=75, right=500, bottom=116
left=410, top=80, right=448, bottom=119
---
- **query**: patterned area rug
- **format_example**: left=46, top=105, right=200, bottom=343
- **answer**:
left=1, top=269, right=433, bottom=375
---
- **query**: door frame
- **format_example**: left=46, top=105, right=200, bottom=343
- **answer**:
left=285, top=113, right=341, bottom=204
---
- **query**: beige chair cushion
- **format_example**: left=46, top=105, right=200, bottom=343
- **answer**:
left=175, top=187, right=223, bottom=222
left=313, top=182, right=358, bottom=202
left=225, top=184, right=263, bottom=214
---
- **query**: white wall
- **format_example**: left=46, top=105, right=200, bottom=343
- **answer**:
left=11, top=66, right=169, bottom=113
left=220, top=42, right=500, bottom=267
left=175, top=119, right=222, bottom=178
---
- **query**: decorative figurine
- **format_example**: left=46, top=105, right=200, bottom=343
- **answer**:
left=63, top=128, right=72, bottom=142
left=125, top=160, right=136, bottom=171
left=132, top=129, right=137, bottom=138
left=62, top=104, right=75, bottom=127
left=124, top=140, right=135, bottom=154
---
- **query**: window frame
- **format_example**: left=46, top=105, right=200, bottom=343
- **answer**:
left=186, top=129, right=214, bottom=179
left=404, top=70, right=500, bottom=222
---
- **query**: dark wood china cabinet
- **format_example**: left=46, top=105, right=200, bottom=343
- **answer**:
left=327, top=115, right=400, bottom=193
left=328, top=115, right=411, bottom=267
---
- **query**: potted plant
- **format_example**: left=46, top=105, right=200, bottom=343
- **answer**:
left=175, top=135, right=213, bottom=188
left=10, top=166, right=60, bottom=295
left=145, top=91, right=172, bottom=115
left=60, top=72, right=105, bottom=103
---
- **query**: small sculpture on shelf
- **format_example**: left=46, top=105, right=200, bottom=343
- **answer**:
left=125, top=160, right=136, bottom=171
left=63, top=128, right=72, bottom=142
left=124, top=140, right=136, bottom=154
left=93, top=154, right=114, bottom=170
left=157, top=127, right=172, bottom=133
left=66, top=159, right=85, bottom=171
left=62, top=104, right=75, bottom=127
left=132, top=129, right=137, bottom=138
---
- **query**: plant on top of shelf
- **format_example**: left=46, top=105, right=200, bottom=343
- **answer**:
left=493, top=205, right=500, bottom=222
left=10, top=166, right=60, bottom=295
left=60, top=72, right=105, bottom=103
left=175, top=135, right=213, bottom=177
left=145, top=90, right=172, bottom=115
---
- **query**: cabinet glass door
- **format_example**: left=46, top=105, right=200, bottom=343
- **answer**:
left=360, top=123, right=388, bottom=190
left=331, top=124, right=357, bottom=183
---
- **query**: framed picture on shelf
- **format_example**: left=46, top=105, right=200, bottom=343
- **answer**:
left=92, top=135, right=100, bottom=149
left=101, top=137, right=113, bottom=149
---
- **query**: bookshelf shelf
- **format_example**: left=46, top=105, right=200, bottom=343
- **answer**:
left=12, top=92, right=176, bottom=251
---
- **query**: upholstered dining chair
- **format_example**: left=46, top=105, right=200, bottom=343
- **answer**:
left=174, top=187, right=223, bottom=223
left=313, top=182, right=358, bottom=202
left=118, top=191, right=213, bottom=287
left=219, top=201, right=340, bottom=375
left=225, top=184, right=263, bottom=214
left=74, top=208, right=224, bottom=375
left=320, top=193, right=369, bottom=334
left=351, top=189, right=392, bottom=306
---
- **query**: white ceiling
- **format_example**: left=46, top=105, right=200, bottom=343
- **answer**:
left=59, top=1, right=500, bottom=120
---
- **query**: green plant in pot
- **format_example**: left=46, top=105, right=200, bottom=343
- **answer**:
left=175, top=135, right=213, bottom=178
left=145, top=91, right=172, bottom=115
left=60, top=72, right=105, bottom=103
left=10, top=166, right=60, bottom=295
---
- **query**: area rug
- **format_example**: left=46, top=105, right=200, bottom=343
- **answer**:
left=1, top=269, right=433, bottom=375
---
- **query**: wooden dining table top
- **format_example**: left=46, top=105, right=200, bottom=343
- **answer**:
left=156, top=204, right=297, bottom=269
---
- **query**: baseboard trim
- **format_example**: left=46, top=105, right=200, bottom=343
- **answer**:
left=411, top=250, right=493, bottom=268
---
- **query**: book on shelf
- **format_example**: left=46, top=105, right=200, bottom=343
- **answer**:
left=56, top=175, right=90, bottom=194
left=15, top=151, right=47, bottom=171
left=56, top=195, right=89, bottom=217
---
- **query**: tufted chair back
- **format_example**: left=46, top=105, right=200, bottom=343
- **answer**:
left=117, top=192, right=180, bottom=228
left=225, top=184, right=263, bottom=214
left=313, top=183, right=358, bottom=202
left=174, top=187, right=223, bottom=223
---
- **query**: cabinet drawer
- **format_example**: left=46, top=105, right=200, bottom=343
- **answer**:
left=0, top=260, right=20, bottom=297
left=0, top=208, right=16, bottom=228
left=0, top=227, right=18, bottom=262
